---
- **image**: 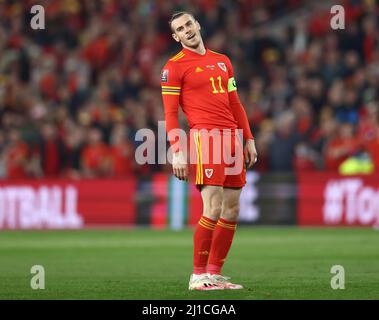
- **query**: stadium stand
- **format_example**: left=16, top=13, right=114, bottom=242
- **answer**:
left=0, top=0, right=378, bottom=179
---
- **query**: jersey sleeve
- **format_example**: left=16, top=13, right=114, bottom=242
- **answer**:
left=160, top=61, right=182, bottom=150
left=225, top=56, right=254, bottom=140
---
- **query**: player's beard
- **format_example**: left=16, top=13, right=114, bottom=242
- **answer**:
left=183, top=34, right=201, bottom=49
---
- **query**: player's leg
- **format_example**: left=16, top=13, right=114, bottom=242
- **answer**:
left=189, top=129, right=226, bottom=290
left=201, top=185, right=223, bottom=220
left=207, top=187, right=241, bottom=274
left=207, top=187, right=244, bottom=289
left=189, top=185, right=224, bottom=290
left=193, top=185, right=223, bottom=274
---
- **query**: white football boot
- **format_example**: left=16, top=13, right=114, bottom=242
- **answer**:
left=188, top=273, right=223, bottom=291
left=208, top=274, right=244, bottom=290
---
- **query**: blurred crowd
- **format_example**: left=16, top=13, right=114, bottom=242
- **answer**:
left=0, top=0, right=378, bottom=179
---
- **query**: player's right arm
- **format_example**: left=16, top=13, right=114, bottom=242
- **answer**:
left=160, top=61, right=188, bottom=181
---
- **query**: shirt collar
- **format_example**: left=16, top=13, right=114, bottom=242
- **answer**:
left=182, top=47, right=208, bottom=57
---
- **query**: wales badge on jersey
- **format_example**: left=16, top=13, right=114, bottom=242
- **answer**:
left=217, top=62, right=227, bottom=72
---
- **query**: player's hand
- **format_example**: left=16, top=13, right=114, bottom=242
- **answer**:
left=172, top=151, right=188, bottom=181
left=244, top=139, right=258, bottom=169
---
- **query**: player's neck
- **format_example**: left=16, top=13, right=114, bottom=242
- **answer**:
left=182, top=41, right=206, bottom=56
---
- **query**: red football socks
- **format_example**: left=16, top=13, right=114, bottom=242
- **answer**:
left=207, top=218, right=237, bottom=275
left=193, top=216, right=216, bottom=275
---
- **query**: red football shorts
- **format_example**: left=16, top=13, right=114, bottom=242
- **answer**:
left=189, top=129, right=246, bottom=189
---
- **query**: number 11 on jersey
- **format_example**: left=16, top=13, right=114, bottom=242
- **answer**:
left=210, top=76, right=225, bottom=94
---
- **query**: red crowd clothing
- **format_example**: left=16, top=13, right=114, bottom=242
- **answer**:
left=367, top=137, right=379, bottom=171
left=43, top=140, right=60, bottom=176
left=6, top=142, right=29, bottom=179
left=110, top=143, right=134, bottom=177
left=81, top=143, right=110, bottom=171
left=324, top=138, right=360, bottom=170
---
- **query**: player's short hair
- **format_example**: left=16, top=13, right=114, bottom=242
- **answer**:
left=169, top=11, right=195, bottom=32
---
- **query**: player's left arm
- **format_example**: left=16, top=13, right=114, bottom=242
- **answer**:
left=225, top=56, right=258, bottom=168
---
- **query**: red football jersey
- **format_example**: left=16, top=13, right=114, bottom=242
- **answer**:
left=161, top=48, right=253, bottom=144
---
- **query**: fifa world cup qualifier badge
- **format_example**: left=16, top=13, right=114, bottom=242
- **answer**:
left=161, top=69, right=169, bottom=82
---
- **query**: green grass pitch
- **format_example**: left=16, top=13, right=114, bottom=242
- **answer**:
left=0, top=227, right=378, bottom=300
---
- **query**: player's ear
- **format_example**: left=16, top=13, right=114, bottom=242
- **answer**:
left=172, top=33, right=180, bottom=42
left=196, top=21, right=201, bottom=31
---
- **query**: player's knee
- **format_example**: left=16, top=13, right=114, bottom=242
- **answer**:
left=221, top=203, right=240, bottom=221
left=203, top=204, right=222, bottom=220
